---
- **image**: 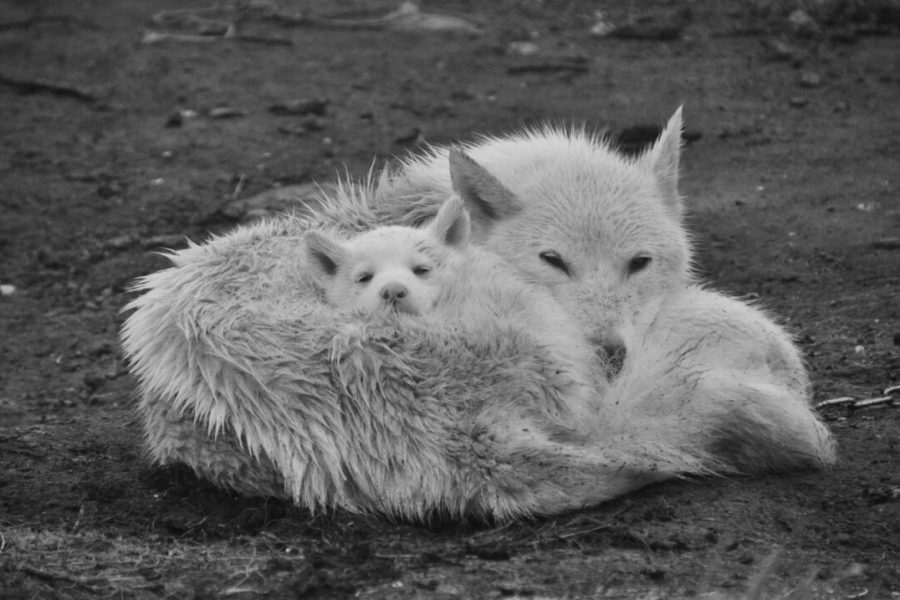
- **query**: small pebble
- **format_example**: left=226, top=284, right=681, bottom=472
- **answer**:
left=394, top=127, right=423, bottom=145
left=798, top=72, right=822, bottom=88
left=507, top=41, right=540, bottom=56
left=872, top=237, right=900, bottom=250
left=165, top=109, right=197, bottom=127
left=105, top=234, right=135, bottom=250
left=209, top=107, right=245, bottom=119
left=590, top=11, right=616, bottom=37
left=789, top=96, right=809, bottom=108
left=0, top=284, right=16, bottom=297
left=855, top=201, right=879, bottom=212
left=788, top=9, right=820, bottom=36
left=767, top=39, right=798, bottom=61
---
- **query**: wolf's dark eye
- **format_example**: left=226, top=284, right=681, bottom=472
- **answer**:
left=539, top=251, right=571, bottom=276
left=355, top=272, right=373, bottom=284
left=412, top=265, right=431, bottom=277
left=627, top=254, right=652, bottom=276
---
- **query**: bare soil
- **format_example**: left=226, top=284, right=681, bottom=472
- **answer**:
left=1, top=1, right=899, bottom=598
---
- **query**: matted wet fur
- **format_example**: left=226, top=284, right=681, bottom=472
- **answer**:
left=121, top=111, right=835, bottom=520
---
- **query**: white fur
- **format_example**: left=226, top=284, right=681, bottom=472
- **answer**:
left=121, top=109, right=836, bottom=520
left=305, top=197, right=604, bottom=406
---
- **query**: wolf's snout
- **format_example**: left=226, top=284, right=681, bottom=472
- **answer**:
left=381, top=283, right=408, bottom=302
left=590, top=334, right=627, bottom=378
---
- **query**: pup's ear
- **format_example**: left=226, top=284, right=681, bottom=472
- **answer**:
left=428, top=196, right=470, bottom=249
left=638, top=106, right=684, bottom=219
left=449, top=146, right=520, bottom=235
left=304, top=231, right=347, bottom=283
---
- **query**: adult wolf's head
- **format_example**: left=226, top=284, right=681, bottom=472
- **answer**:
left=449, top=109, right=691, bottom=362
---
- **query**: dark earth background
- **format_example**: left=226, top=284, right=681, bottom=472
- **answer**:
left=1, top=1, right=899, bottom=598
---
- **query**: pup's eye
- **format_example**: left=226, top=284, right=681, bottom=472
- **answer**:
left=627, top=254, right=652, bottom=276
left=412, top=266, right=431, bottom=277
left=539, top=251, right=570, bottom=276
left=355, top=272, right=373, bottom=284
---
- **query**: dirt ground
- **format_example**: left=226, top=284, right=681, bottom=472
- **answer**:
left=1, top=1, right=899, bottom=598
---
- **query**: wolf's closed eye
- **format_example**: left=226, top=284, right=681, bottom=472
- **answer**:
left=627, top=254, right=652, bottom=276
left=539, top=251, right=571, bottom=276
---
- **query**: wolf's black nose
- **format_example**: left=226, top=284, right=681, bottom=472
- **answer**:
left=590, top=334, right=627, bottom=378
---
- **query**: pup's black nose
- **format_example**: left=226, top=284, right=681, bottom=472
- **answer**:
left=381, top=283, right=408, bottom=302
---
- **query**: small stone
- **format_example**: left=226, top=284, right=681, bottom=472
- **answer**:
left=855, top=201, right=879, bottom=212
left=0, top=284, right=15, bottom=297
left=163, top=109, right=197, bottom=127
left=394, top=127, right=423, bottom=145
left=788, top=9, right=820, bottom=36
left=767, top=39, right=798, bottom=62
left=872, top=237, right=900, bottom=250
left=789, top=96, right=809, bottom=108
left=589, top=11, right=616, bottom=37
left=788, top=8, right=822, bottom=36
left=105, top=234, right=136, bottom=250
left=209, top=107, right=245, bottom=119
left=507, top=41, right=540, bottom=56
left=83, top=373, right=106, bottom=391
left=798, top=72, right=822, bottom=88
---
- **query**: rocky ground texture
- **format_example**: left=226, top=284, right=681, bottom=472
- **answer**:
left=1, top=1, right=899, bottom=598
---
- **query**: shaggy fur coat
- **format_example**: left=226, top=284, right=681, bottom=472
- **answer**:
left=122, top=122, right=835, bottom=521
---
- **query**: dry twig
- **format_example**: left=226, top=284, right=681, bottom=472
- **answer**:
left=0, top=72, right=101, bottom=103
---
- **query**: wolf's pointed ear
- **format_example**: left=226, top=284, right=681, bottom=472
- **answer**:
left=449, top=146, right=520, bottom=233
left=428, top=196, right=471, bottom=249
left=639, top=107, right=684, bottom=218
left=304, top=231, right=347, bottom=283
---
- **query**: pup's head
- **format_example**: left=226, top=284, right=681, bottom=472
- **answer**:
left=449, top=108, right=690, bottom=362
left=306, top=196, right=470, bottom=315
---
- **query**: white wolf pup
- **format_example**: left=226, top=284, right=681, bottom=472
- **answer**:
left=303, top=204, right=465, bottom=317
